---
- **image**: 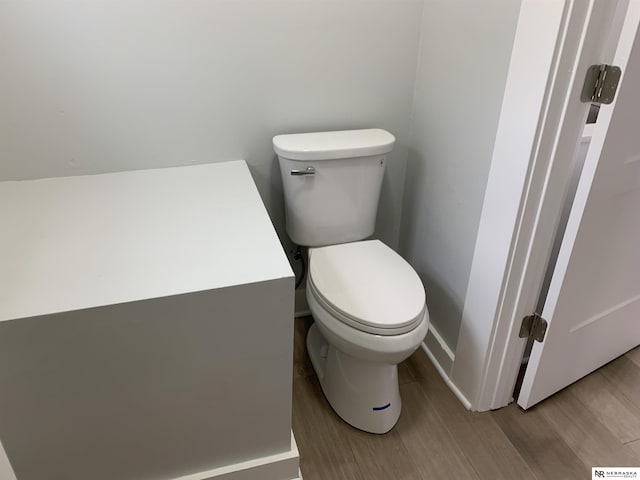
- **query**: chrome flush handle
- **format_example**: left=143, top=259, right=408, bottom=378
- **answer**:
left=290, top=166, right=315, bottom=176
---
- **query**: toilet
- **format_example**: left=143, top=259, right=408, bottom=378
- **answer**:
left=273, top=128, right=429, bottom=434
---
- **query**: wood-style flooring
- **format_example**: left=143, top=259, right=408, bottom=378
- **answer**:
left=292, top=317, right=640, bottom=480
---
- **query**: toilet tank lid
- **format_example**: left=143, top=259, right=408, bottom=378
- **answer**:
left=272, top=128, right=395, bottom=161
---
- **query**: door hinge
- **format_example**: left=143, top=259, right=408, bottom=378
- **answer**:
left=581, top=64, right=622, bottom=105
left=519, top=313, right=548, bottom=343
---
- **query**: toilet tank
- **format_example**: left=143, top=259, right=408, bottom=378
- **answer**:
left=273, top=129, right=395, bottom=247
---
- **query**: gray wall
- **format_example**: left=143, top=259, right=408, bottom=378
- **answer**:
left=399, top=1, right=522, bottom=350
left=0, top=0, right=526, bottom=369
left=0, top=0, right=424, bottom=249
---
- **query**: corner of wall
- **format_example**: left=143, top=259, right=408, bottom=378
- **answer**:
left=397, top=0, right=524, bottom=357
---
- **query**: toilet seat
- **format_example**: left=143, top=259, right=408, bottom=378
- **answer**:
left=308, top=240, right=426, bottom=336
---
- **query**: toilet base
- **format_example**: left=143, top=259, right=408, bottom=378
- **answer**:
left=306, top=323, right=401, bottom=434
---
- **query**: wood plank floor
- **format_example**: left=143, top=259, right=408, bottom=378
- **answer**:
left=292, top=317, right=640, bottom=480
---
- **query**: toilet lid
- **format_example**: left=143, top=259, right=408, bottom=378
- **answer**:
left=308, top=240, right=425, bottom=335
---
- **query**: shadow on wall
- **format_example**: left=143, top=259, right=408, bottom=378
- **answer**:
left=267, top=154, right=288, bottom=248
left=399, top=147, right=464, bottom=352
left=415, top=269, right=463, bottom=355
left=265, top=153, right=304, bottom=280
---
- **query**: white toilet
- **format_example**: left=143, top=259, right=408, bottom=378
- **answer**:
left=273, top=128, right=429, bottom=434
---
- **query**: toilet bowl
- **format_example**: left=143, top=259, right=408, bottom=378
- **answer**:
left=305, top=240, right=429, bottom=434
left=273, top=128, right=429, bottom=433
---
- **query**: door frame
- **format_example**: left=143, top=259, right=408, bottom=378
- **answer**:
left=518, top=0, right=640, bottom=409
left=449, top=0, right=631, bottom=412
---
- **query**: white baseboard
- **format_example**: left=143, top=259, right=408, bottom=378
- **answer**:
left=423, top=324, right=455, bottom=374
left=171, top=432, right=300, bottom=480
left=1, top=433, right=300, bottom=480
left=421, top=325, right=473, bottom=411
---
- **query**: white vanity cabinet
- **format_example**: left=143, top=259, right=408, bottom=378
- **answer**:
left=0, top=161, right=298, bottom=480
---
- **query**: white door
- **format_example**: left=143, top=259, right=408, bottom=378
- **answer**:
left=518, top=6, right=640, bottom=409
